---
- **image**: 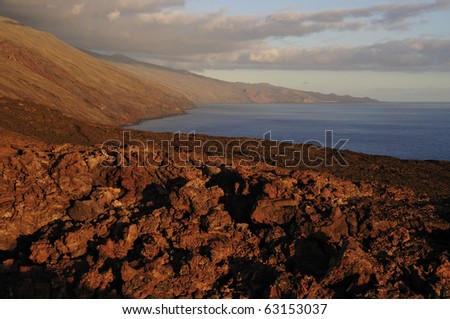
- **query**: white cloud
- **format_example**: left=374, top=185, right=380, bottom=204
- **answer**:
left=71, top=3, right=84, bottom=16
left=107, top=9, right=121, bottom=21
left=0, top=0, right=449, bottom=71
left=250, top=49, right=280, bottom=63
left=138, top=11, right=194, bottom=25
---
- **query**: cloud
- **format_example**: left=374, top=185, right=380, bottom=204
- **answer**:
left=0, top=0, right=449, bottom=71
left=107, top=9, right=121, bottom=21
left=138, top=11, right=195, bottom=25
left=266, top=1, right=450, bottom=27
left=375, top=0, right=450, bottom=23
left=71, top=3, right=84, bottom=16
left=250, top=49, right=280, bottom=63
left=168, top=38, right=450, bottom=71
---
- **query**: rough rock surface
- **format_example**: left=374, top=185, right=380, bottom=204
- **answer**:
left=1, top=143, right=449, bottom=299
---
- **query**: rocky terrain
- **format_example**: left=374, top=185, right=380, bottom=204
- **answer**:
left=0, top=99, right=449, bottom=298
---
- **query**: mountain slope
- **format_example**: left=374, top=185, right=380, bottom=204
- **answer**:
left=0, top=16, right=193, bottom=125
left=94, top=52, right=377, bottom=104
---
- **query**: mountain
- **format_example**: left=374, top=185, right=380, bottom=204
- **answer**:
left=0, top=15, right=375, bottom=145
left=0, top=16, right=194, bottom=126
left=86, top=51, right=378, bottom=105
left=0, top=15, right=376, bottom=133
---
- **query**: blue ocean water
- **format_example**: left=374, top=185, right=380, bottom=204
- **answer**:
left=128, top=103, right=450, bottom=161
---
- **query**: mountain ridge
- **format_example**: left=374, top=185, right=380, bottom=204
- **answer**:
left=83, top=50, right=378, bottom=105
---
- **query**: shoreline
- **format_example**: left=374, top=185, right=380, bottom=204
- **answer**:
left=123, top=102, right=450, bottom=162
left=123, top=100, right=388, bottom=127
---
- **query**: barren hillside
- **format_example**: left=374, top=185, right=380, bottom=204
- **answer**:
left=0, top=16, right=193, bottom=125
left=93, top=53, right=377, bottom=105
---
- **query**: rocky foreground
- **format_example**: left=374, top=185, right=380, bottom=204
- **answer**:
left=0, top=135, right=449, bottom=298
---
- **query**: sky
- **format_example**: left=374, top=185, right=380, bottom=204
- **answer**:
left=1, top=0, right=450, bottom=101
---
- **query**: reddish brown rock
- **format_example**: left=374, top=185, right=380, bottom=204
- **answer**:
left=1, top=138, right=450, bottom=299
left=67, top=200, right=102, bottom=222
left=252, top=199, right=299, bottom=225
left=320, top=207, right=349, bottom=243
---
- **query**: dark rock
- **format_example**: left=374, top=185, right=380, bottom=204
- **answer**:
left=67, top=200, right=102, bottom=222
left=251, top=199, right=299, bottom=225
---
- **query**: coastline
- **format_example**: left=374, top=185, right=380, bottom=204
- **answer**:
left=123, top=102, right=450, bottom=162
left=123, top=99, right=384, bottom=128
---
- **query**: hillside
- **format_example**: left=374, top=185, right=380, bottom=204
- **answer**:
left=0, top=15, right=376, bottom=132
left=88, top=52, right=378, bottom=105
left=0, top=16, right=193, bottom=125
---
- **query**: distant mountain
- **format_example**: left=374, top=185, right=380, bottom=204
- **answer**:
left=87, top=51, right=378, bottom=105
left=0, top=16, right=193, bottom=125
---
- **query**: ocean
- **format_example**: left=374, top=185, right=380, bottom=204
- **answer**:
left=127, top=103, right=450, bottom=161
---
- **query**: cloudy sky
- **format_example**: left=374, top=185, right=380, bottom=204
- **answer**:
left=1, top=0, right=450, bottom=101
